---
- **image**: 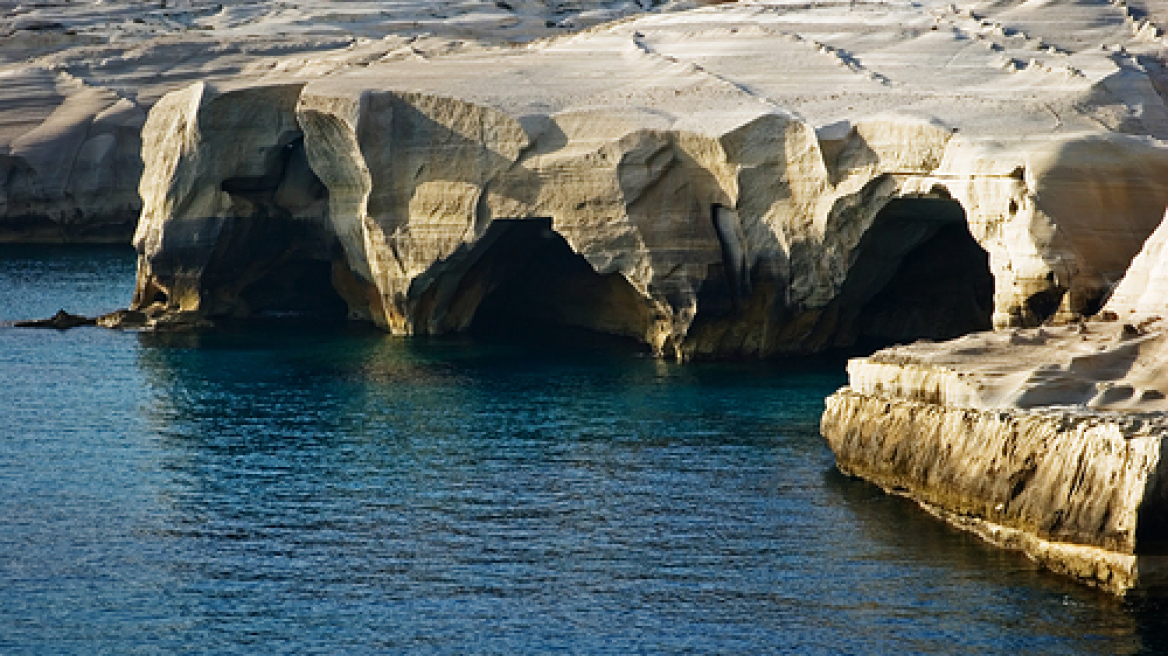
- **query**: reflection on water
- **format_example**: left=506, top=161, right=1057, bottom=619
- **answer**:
left=130, top=327, right=1143, bottom=653
left=3, top=247, right=1168, bottom=653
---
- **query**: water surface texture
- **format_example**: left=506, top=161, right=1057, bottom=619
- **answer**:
left=3, top=245, right=1168, bottom=654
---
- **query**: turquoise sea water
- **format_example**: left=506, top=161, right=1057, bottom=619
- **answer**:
left=3, top=245, right=1168, bottom=654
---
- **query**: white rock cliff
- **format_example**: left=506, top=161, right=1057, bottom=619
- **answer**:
left=0, top=0, right=678, bottom=241
left=125, top=1, right=1168, bottom=360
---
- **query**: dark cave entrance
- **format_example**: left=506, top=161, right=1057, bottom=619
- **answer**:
left=414, top=218, right=651, bottom=348
left=207, top=216, right=350, bottom=322
left=830, top=197, right=994, bottom=350
left=236, top=245, right=349, bottom=322
left=206, top=134, right=349, bottom=323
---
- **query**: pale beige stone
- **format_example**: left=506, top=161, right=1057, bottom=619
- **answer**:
left=821, top=207, right=1168, bottom=594
left=823, top=388, right=1168, bottom=595
left=0, top=0, right=666, bottom=241
left=32, top=0, right=1168, bottom=593
left=125, top=0, right=1168, bottom=355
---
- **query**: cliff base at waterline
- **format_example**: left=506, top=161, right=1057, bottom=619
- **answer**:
left=822, top=238, right=1168, bottom=594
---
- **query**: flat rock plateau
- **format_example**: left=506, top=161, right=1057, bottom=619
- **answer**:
left=11, top=0, right=1168, bottom=592
left=0, top=0, right=677, bottom=242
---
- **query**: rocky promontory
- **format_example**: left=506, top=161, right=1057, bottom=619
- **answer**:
left=823, top=210, right=1168, bottom=594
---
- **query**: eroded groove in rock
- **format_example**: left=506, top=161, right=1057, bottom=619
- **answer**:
left=294, top=93, right=382, bottom=323
left=711, top=203, right=750, bottom=309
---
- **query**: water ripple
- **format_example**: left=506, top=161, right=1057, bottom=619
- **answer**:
left=0, top=246, right=1162, bottom=654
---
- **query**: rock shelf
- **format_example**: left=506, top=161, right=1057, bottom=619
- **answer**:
left=822, top=211, right=1168, bottom=594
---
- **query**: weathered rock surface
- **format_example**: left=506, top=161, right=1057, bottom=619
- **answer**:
left=823, top=389, right=1168, bottom=595
left=26, top=0, right=1168, bottom=594
left=0, top=0, right=678, bottom=242
left=126, top=0, right=1168, bottom=356
left=822, top=209, right=1168, bottom=594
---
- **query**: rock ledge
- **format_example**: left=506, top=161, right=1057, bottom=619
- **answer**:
left=823, top=386, right=1168, bottom=594
left=822, top=212, right=1168, bottom=593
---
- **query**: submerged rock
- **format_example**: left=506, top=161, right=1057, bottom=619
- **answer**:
left=95, top=308, right=147, bottom=329
left=14, top=309, right=95, bottom=329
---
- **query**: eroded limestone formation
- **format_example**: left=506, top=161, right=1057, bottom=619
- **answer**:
left=130, top=82, right=343, bottom=323
left=0, top=73, right=146, bottom=242
left=822, top=206, right=1168, bottom=594
left=23, top=0, right=1168, bottom=594
left=124, top=0, right=1168, bottom=359
left=0, top=0, right=677, bottom=242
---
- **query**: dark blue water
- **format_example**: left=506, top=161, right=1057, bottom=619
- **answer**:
left=3, top=245, right=1168, bottom=654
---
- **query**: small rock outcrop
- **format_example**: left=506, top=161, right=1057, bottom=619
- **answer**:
left=13, top=309, right=95, bottom=329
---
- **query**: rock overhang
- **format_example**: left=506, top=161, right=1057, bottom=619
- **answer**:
left=122, top=3, right=1168, bottom=354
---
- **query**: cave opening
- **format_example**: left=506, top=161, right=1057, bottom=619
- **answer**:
left=1136, top=493, right=1168, bottom=555
left=236, top=241, right=349, bottom=322
left=831, top=197, right=994, bottom=351
left=429, top=218, right=651, bottom=350
left=207, top=133, right=347, bottom=323
left=202, top=215, right=350, bottom=323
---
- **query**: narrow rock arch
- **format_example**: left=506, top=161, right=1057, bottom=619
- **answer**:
left=827, top=195, right=994, bottom=350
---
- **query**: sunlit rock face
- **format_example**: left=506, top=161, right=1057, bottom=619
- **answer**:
left=0, top=73, right=146, bottom=242
left=0, top=0, right=674, bottom=242
left=131, top=82, right=345, bottom=322
left=822, top=389, right=1168, bottom=595
left=71, top=0, right=1168, bottom=591
left=822, top=207, right=1168, bottom=594
left=126, top=0, right=1168, bottom=356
